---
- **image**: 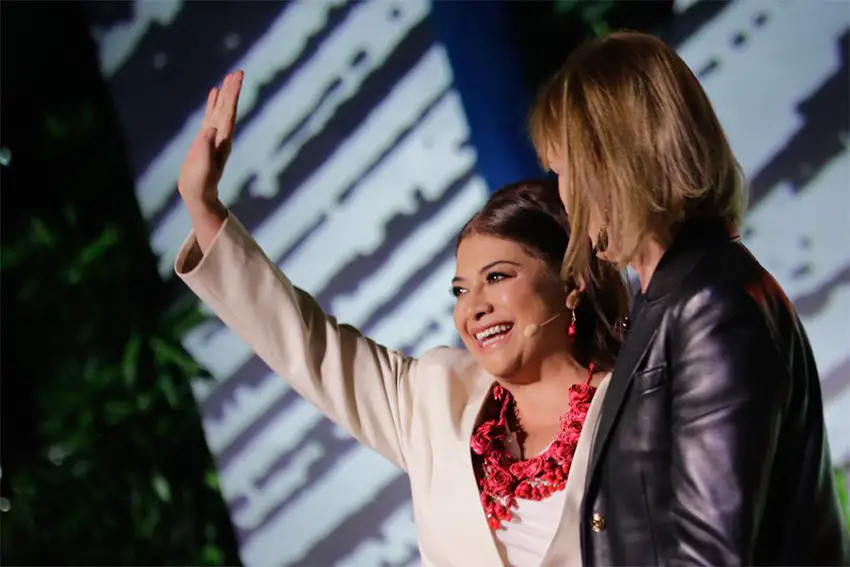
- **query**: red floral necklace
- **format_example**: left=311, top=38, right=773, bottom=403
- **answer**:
left=470, top=365, right=597, bottom=530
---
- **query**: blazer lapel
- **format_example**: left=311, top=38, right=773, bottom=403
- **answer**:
left=586, top=301, right=663, bottom=484
left=454, top=371, right=505, bottom=565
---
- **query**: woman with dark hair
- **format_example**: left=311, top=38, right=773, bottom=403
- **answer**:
left=174, top=72, right=630, bottom=566
left=530, top=31, right=849, bottom=566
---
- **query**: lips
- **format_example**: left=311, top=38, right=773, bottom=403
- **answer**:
left=472, top=322, right=515, bottom=348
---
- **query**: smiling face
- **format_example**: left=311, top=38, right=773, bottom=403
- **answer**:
left=452, top=233, right=569, bottom=381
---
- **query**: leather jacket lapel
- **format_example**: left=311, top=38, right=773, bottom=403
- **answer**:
left=585, top=300, right=663, bottom=487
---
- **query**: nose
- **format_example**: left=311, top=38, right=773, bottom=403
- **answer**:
left=465, top=289, right=494, bottom=321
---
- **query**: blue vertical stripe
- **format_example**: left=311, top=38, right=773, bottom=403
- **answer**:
left=429, top=1, right=541, bottom=192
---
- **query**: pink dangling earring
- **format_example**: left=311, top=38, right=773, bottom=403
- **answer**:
left=567, top=309, right=577, bottom=339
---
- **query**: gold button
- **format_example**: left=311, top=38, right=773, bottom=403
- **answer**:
left=591, top=512, right=606, bottom=532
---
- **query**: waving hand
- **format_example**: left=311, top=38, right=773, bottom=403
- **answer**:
left=177, top=70, right=243, bottom=251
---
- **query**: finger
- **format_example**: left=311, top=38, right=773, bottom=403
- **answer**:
left=214, top=73, right=232, bottom=113
left=204, top=87, right=219, bottom=121
left=228, top=71, right=244, bottom=127
left=210, top=73, right=233, bottom=129
left=216, top=71, right=244, bottom=143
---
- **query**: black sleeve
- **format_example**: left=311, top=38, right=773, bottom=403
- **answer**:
left=665, top=288, right=789, bottom=565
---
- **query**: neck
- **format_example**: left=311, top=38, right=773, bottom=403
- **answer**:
left=630, top=234, right=668, bottom=293
left=500, top=355, right=589, bottom=429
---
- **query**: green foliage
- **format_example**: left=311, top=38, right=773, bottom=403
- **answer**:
left=0, top=3, right=240, bottom=563
left=554, top=0, right=615, bottom=36
left=0, top=107, right=239, bottom=565
left=835, top=467, right=850, bottom=531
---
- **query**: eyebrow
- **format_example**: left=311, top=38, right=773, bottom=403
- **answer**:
left=452, top=260, right=521, bottom=284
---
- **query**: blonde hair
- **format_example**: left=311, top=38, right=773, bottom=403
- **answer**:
left=529, top=31, right=747, bottom=279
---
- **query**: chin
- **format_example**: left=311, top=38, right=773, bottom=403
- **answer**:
left=481, top=357, right=522, bottom=381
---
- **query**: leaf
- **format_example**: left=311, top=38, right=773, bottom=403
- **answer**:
left=70, top=460, right=92, bottom=478
left=151, top=337, right=202, bottom=376
left=0, top=242, right=30, bottom=271
left=159, top=374, right=180, bottom=408
left=201, top=544, right=224, bottom=565
left=79, top=227, right=119, bottom=266
left=590, top=19, right=611, bottom=38
left=835, top=467, right=849, bottom=530
left=581, top=0, right=615, bottom=20
left=31, top=217, right=56, bottom=247
left=204, top=470, right=220, bottom=491
left=136, top=393, right=152, bottom=411
left=139, top=503, right=161, bottom=539
left=162, top=294, right=211, bottom=337
left=553, top=0, right=580, bottom=15
left=152, top=474, right=171, bottom=503
left=123, top=333, right=142, bottom=387
left=104, top=401, right=134, bottom=425
left=65, top=267, right=82, bottom=285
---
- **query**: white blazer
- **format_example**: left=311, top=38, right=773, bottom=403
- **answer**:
left=176, top=214, right=610, bottom=567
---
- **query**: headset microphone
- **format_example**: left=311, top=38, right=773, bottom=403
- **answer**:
left=523, top=313, right=562, bottom=338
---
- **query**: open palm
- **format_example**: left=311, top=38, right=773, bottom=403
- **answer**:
left=177, top=71, right=243, bottom=208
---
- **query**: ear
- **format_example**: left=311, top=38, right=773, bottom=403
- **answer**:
left=565, top=287, right=584, bottom=311
left=564, top=273, right=587, bottom=294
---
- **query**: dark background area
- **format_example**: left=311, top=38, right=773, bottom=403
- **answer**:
left=1, top=1, right=240, bottom=564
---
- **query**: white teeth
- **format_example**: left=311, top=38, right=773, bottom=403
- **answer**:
left=475, top=324, right=513, bottom=341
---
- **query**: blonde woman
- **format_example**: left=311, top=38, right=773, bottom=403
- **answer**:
left=530, top=31, right=850, bottom=566
left=174, top=71, right=631, bottom=565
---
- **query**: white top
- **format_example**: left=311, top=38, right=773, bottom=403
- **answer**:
left=497, top=488, right=568, bottom=566
left=493, top=374, right=611, bottom=567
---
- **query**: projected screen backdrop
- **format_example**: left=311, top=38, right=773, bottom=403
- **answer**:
left=89, top=1, right=849, bottom=565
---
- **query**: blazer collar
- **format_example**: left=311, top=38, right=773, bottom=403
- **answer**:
left=643, top=216, right=738, bottom=303
left=585, top=217, right=738, bottom=490
left=455, top=367, right=505, bottom=565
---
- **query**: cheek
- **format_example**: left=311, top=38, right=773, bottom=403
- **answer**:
left=493, top=285, right=525, bottom=316
left=499, top=281, right=543, bottom=321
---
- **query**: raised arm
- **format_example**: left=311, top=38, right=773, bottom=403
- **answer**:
left=665, top=286, right=789, bottom=565
left=174, top=71, right=416, bottom=470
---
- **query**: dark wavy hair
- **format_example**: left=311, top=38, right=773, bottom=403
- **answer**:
left=457, top=179, right=630, bottom=371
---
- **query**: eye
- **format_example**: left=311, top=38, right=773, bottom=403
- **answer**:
left=450, top=286, right=466, bottom=298
left=486, top=271, right=510, bottom=284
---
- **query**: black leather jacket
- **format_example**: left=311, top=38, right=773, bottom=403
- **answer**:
left=580, top=218, right=850, bottom=566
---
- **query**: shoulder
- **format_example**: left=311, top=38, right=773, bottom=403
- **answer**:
left=409, top=347, right=493, bottom=423
left=668, top=242, right=795, bottom=344
left=413, top=346, right=494, bottom=395
left=673, top=280, right=762, bottom=325
left=418, top=346, right=481, bottom=376
left=661, top=249, right=797, bottom=392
